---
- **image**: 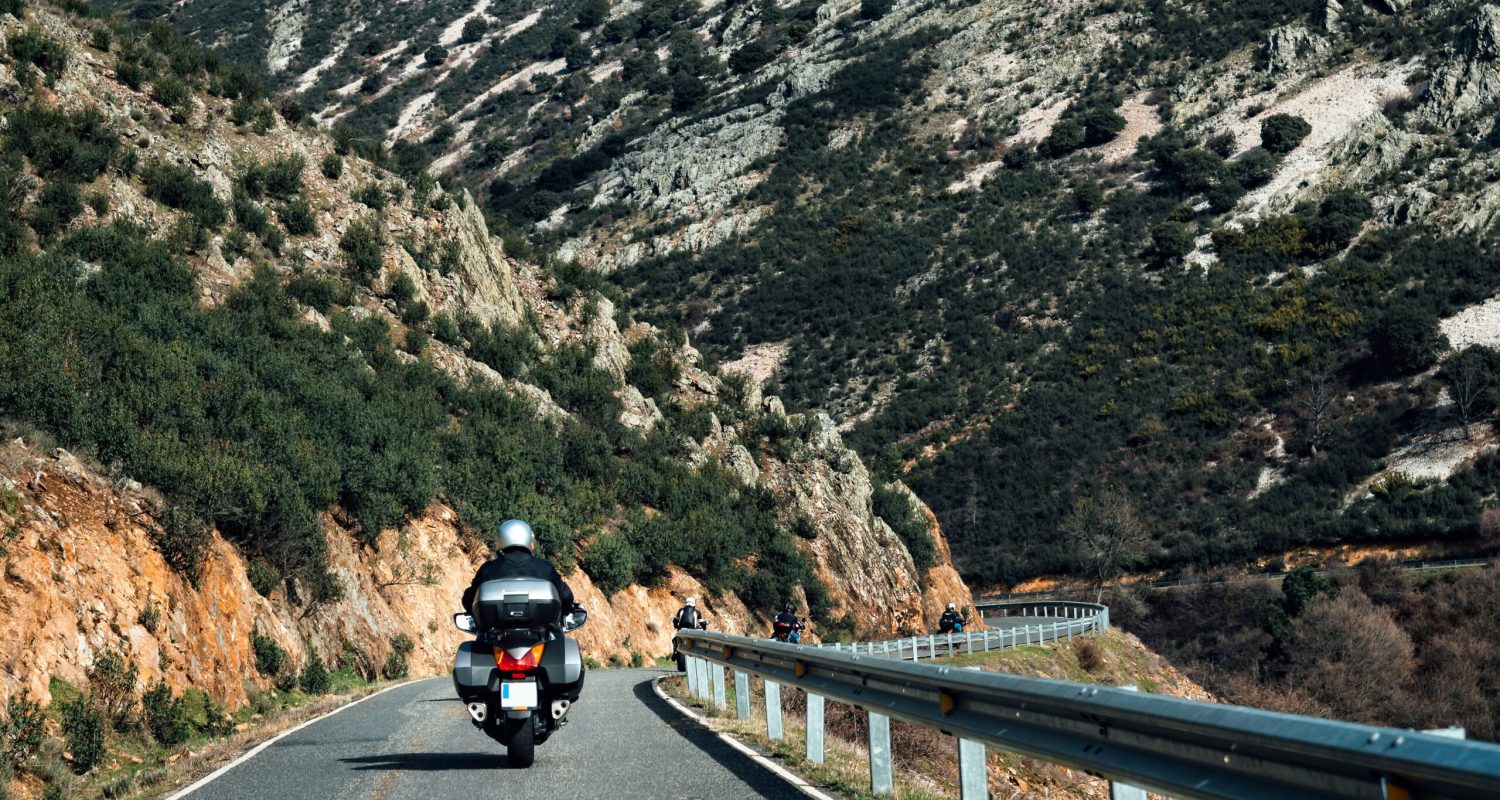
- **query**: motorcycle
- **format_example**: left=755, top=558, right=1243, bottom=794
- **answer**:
left=452, top=578, right=588, bottom=768
left=673, top=619, right=708, bottom=672
left=771, top=618, right=805, bottom=644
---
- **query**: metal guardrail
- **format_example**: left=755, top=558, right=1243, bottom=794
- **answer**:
left=976, top=558, right=1493, bottom=603
left=820, top=601, right=1108, bottom=661
left=674, top=629, right=1500, bottom=800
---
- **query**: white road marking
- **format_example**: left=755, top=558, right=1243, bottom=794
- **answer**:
left=162, top=678, right=431, bottom=799
left=651, top=676, right=841, bottom=800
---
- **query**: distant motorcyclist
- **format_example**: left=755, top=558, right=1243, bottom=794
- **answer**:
left=461, top=519, right=578, bottom=624
left=673, top=597, right=708, bottom=631
left=939, top=603, right=965, bottom=634
left=771, top=603, right=803, bottom=644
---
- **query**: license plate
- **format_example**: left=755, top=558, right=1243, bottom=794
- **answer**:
left=500, top=681, right=538, bottom=710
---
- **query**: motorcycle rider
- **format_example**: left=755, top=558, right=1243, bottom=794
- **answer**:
left=673, top=597, right=706, bottom=631
left=939, top=603, right=965, bottom=634
left=460, top=519, right=583, bottom=699
left=461, top=519, right=576, bottom=613
left=772, top=602, right=803, bottom=643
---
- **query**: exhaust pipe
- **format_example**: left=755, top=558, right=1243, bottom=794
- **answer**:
left=550, top=699, right=570, bottom=720
left=467, top=702, right=488, bottom=724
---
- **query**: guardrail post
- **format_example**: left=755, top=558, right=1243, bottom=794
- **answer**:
left=959, top=738, right=987, bottom=799
left=1110, top=686, right=1147, bottom=800
left=686, top=655, right=700, bottom=696
left=712, top=663, right=726, bottom=709
left=735, top=671, right=751, bottom=720
left=869, top=711, right=893, bottom=796
left=765, top=680, right=784, bottom=741
left=696, top=657, right=711, bottom=701
left=807, top=692, right=825, bottom=764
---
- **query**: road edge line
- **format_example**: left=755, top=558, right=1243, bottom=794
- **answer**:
left=651, top=675, right=841, bottom=800
left=161, top=677, right=430, bottom=799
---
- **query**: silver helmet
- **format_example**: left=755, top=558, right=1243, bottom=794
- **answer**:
left=685, top=597, right=696, bottom=607
left=498, top=519, right=536, bottom=552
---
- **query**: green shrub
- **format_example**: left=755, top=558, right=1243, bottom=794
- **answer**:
left=354, top=184, right=386, bottom=210
left=299, top=649, right=331, bottom=694
left=239, top=156, right=305, bottom=200
left=141, top=161, right=227, bottom=229
left=87, top=648, right=138, bottom=730
left=871, top=484, right=936, bottom=571
left=149, top=506, right=212, bottom=587
left=1370, top=306, right=1447, bottom=374
left=7, top=105, right=121, bottom=181
left=381, top=634, right=413, bottom=680
left=340, top=215, right=385, bottom=283
left=1, top=692, right=44, bottom=766
left=1, top=0, right=26, bottom=19
left=247, top=562, right=280, bottom=597
left=8, top=28, right=67, bottom=85
left=423, top=44, right=448, bottom=66
left=142, top=683, right=188, bottom=745
left=860, top=0, right=892, bottom=19
left=31, top=181, right=82, bottom=240
left=277, top=197, right=316, bottom=236
left=1261, top=113, right=1312, bottom=154
left=1150, top=221, right=1196, bottom=265
left=136, top=599, right=160, bottom=633
left=151, top=76, right=191, bottom=110
left=580, top=531, right=640, bottom=594
left=251, top=628, right=286, bottom=676
left=59, top=697, right=104, bottom=773
left=320, top=153, right=343, bottom=180
left=287, top=272, right=346, bottom=312
left=626, top=338, right=679, bottom=398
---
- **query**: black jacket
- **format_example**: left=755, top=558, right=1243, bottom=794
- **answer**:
left=673, top=606, right=701, bottom=630
left=774, top=611, right=801, bottom=629
left=940, top=609, right=963, bottom=627
left=461, top=549, right=575, bottom=612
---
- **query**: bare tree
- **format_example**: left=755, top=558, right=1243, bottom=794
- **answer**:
left=1063, top=490, right=1152, bottom=603
left=1441, top=348, right=1497, bottom=440
left=1293, top=374, right=1340, bottom=456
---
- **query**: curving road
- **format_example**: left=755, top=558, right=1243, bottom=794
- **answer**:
left=176, top=670, right=795, bottom=800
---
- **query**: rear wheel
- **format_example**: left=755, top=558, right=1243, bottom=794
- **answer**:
left=506, top=717, right=535, bottom=768
left=675, top=651, right=686, bottom=672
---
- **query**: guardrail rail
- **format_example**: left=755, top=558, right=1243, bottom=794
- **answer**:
left=821, top=601, right=1109, bottom=661
left=673, top=629, right=1500, bottom=800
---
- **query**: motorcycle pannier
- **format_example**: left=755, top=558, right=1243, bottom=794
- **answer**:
left=471, top=578, right=563, bottom=631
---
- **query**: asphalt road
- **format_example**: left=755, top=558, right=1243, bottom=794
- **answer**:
left=180, top=670, right=795, bottom=800
left=980, top=615, right=1064, bottom=630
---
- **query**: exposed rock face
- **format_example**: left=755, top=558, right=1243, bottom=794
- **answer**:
left=1323, top=0, right=1344, bottom=33
left=1417, top=5, right=1500, bottom=129
left=1263, top=26, right=1330, bottom=74
left=1369, top=0, right=1409, bottom=14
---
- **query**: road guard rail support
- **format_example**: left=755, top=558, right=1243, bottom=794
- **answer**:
left=674, top=629, right=1500, bottom=800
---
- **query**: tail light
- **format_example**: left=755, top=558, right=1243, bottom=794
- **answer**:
left=495, top=643, right=545, bottom=676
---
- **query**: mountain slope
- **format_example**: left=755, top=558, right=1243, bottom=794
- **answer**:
left=105, top=0, right=1500, bottom=587
left=0, top=0, right=972, bottom=721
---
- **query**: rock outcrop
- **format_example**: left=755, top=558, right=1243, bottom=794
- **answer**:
left=1263, top=26, right=1330, bottom=74
left=1417, top=5, right=1500, bottom=129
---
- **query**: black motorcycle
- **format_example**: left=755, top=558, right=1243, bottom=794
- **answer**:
left=452, top=578, right=588, bottom=767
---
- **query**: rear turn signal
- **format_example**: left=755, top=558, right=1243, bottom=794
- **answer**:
left=496, top=642, right=545, bottom=672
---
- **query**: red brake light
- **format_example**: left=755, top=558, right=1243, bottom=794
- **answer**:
left=495, top=643, right=545, bottom=671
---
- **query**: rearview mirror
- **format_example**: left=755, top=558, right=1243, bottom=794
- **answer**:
left=562, top=608, right=588, bottom=632
left=454, top=613, right=476, bottom=633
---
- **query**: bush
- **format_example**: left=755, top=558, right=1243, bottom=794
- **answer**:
left=580, top=531, right=641, bottom=594
left=299, top=649, right=331, bottom=694
left=1, top=692, right=44, bottom=766
left=31, top=180, right=82, bottom=240
left=381, top=634, right=413, bottom=680
left=460, top=17, right=488, bottom=42
left=860, top=0, right=892, bottom=20
left=423, top=44, right=448, bottom=67
left=871, top=485, right=936, bottom=571
left=151, top=76, right=191, bottom=110
left=730, top=41, right=776, bottom=74
left=141, top=162, right=227, bottom=229
left=8, top=28, right=67, bottom=85
left=239, top=156, right=305, bottom=200
left=59, top=697, right=105, bottom=773
left=626, top=338, right=680, bottom=398
left=7, top=105, right=121, bottom=182
left=320, top=153, right=343, bottom=180
left=1150, top=220, right=1196, bottom=265
left=1261, top=113, right=1312, bottom=154
left=149, top=506, right=212, bottom=587
left=142, top=683, right=188, bottom=745
left=277, top=197, right=316, bottom=236
left=340, top=215, right=385, bottom=284
left=354, top=184, right=386, bottom=210
left=252, top=629, right=287, bottom=676
left=1, top=0, right=26, bottom=19
left=1369, top=306, right=1446, bottom=374
left=248, top=561, right=280, bottom=597
left=88, top=648, right=138, bottom=730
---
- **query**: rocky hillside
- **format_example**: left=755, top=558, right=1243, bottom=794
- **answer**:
left=0, top=0, right=972, bottom=713
left=118, top=0, right=1500, bottom=589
